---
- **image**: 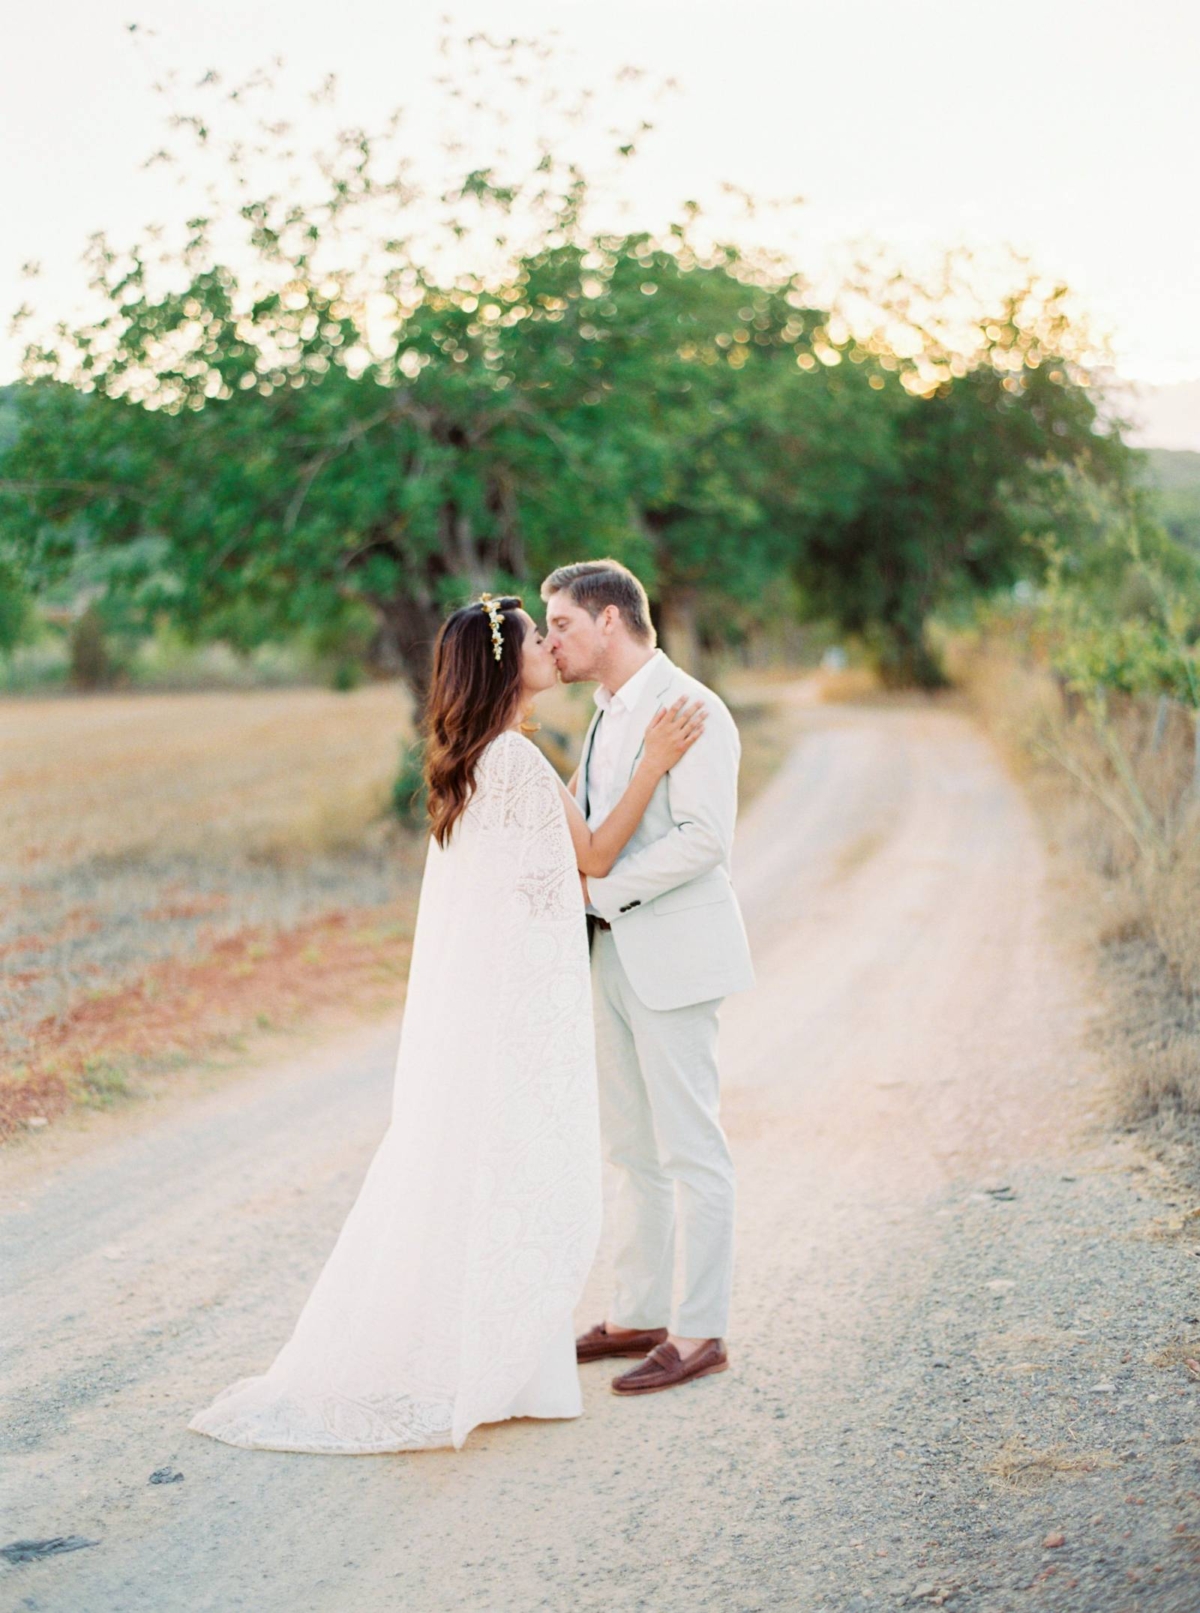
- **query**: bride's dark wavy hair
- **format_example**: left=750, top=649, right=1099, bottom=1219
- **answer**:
left=423, top=595, right=526, bottom=846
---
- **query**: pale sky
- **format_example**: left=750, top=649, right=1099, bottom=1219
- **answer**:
left=4, top=0, right=1199, bottom=444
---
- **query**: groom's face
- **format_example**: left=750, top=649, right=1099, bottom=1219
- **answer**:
left=543, top=590, right=605, bottom=684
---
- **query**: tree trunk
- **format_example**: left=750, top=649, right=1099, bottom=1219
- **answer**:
left=868, top=617, right=947, bottom=690
left=656, top=590, right=703, bottom=678
left=369, top=593, right=445, bottom=717
left=68, top=606, right=113, bottom=690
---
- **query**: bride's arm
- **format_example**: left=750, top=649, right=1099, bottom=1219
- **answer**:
left=557, top=698, right=705, bottom=878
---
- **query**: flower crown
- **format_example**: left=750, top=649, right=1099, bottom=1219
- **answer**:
left=480, top=593, right=505, bottom=662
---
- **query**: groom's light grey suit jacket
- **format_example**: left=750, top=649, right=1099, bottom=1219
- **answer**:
left=581, top=653, right=755, bottom=1012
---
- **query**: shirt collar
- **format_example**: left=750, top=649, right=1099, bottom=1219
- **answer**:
left=594, top=649, right=665, bottom=715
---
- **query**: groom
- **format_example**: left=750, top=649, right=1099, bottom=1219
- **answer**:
left=542, top=559, right=755, bottom=1395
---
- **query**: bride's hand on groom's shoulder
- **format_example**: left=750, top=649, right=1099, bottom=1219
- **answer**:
left=642, top=696, right=706, bottom=777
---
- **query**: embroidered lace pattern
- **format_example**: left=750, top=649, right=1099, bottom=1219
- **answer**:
left=187, top=731, right=601, bottom=1454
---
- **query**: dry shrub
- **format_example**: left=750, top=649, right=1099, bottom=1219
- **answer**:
left=811, top=666, right=881, bottom=704
left=1147, top=1332, right=1200, bottom=1368
left=942, top=640, right=1060, bottom=766
left=981, top=1437, right=1120, bottom=1492
left=949, top=634, right=1200, bottom=1132
left=1106, top=931, right=1200, bottom=1130
left=1149, top=821, right=1200, bottom=994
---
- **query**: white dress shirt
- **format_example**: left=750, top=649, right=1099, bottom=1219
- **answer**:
left=585, top=650, right=666, bottom=830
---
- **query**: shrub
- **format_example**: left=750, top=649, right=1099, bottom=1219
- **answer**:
left=391, top=739, right=427, bottom=828
left=331, top=659, right=364, bottom=693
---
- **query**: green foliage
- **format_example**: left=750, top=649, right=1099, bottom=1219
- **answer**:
left=330, top=659, right=364, bottom=692
left=1039, top=515, right=1200, bottom=712
left=391, top=738, right=427, bottom=827
left=78, top=1058, right=132, bottom=1109
left=0, top=557, right=31, bottom=652
left=791, top=283, right=1137, bottom=685
left=976, top=495, right=1200, bottom=863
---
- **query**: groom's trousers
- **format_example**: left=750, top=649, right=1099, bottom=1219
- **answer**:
left=590, top=926, right=735, bottom=1339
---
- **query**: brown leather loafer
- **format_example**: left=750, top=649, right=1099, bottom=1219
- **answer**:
left=610, top=1338, right=729, bottom=1395
left=575, top=1321, right=669, bottom=1363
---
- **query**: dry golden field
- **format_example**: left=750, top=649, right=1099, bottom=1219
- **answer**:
left=1, top=684, right=423, bottom=1140
left=1, top=684, right=415, bottom=867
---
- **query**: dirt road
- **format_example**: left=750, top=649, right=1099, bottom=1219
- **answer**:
left=4, top=693, right=1199, bottom=1612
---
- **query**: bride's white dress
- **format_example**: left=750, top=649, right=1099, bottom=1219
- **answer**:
left=187, top=730, right=601, bottom=1453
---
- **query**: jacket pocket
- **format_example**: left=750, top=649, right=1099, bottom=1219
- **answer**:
left=652, top=874, right=730, bottom=916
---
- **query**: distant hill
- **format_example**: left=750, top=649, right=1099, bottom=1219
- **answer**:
left=1143, top=447, right=1200, bottom=492
left=1140, top=447, right=1200, bottom=555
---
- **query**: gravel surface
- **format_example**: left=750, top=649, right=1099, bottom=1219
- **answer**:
left=2, top=693, right=1198, bottom=1612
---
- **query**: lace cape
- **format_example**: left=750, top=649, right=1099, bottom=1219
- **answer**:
left=187, top=731, right=600, bottom=1452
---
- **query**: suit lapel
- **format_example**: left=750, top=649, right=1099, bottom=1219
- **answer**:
left=579, top=707, right=603, bottom=817
left=612, top=653, right=677, bottom=788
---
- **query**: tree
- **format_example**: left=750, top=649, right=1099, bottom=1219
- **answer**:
left=0, top=41, right=859, bottom=697
left=0, top=43, right=621, bottom=698
left=491, top=225, right=888, bottom=672
left=792, top=275, right=1138, bottom=685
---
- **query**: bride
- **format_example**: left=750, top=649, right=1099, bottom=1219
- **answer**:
left=187, top=593, right=704, bottom=1453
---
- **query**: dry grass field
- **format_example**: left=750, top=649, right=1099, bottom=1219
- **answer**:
left=0, top=672, right=790, bottom=1144
left=1, top=684, right=416, bottom=867
left=1, top=685, right=423, bottom=1140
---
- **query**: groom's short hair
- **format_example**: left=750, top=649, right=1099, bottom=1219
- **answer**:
left=540, top=559, right=656, bottom=645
